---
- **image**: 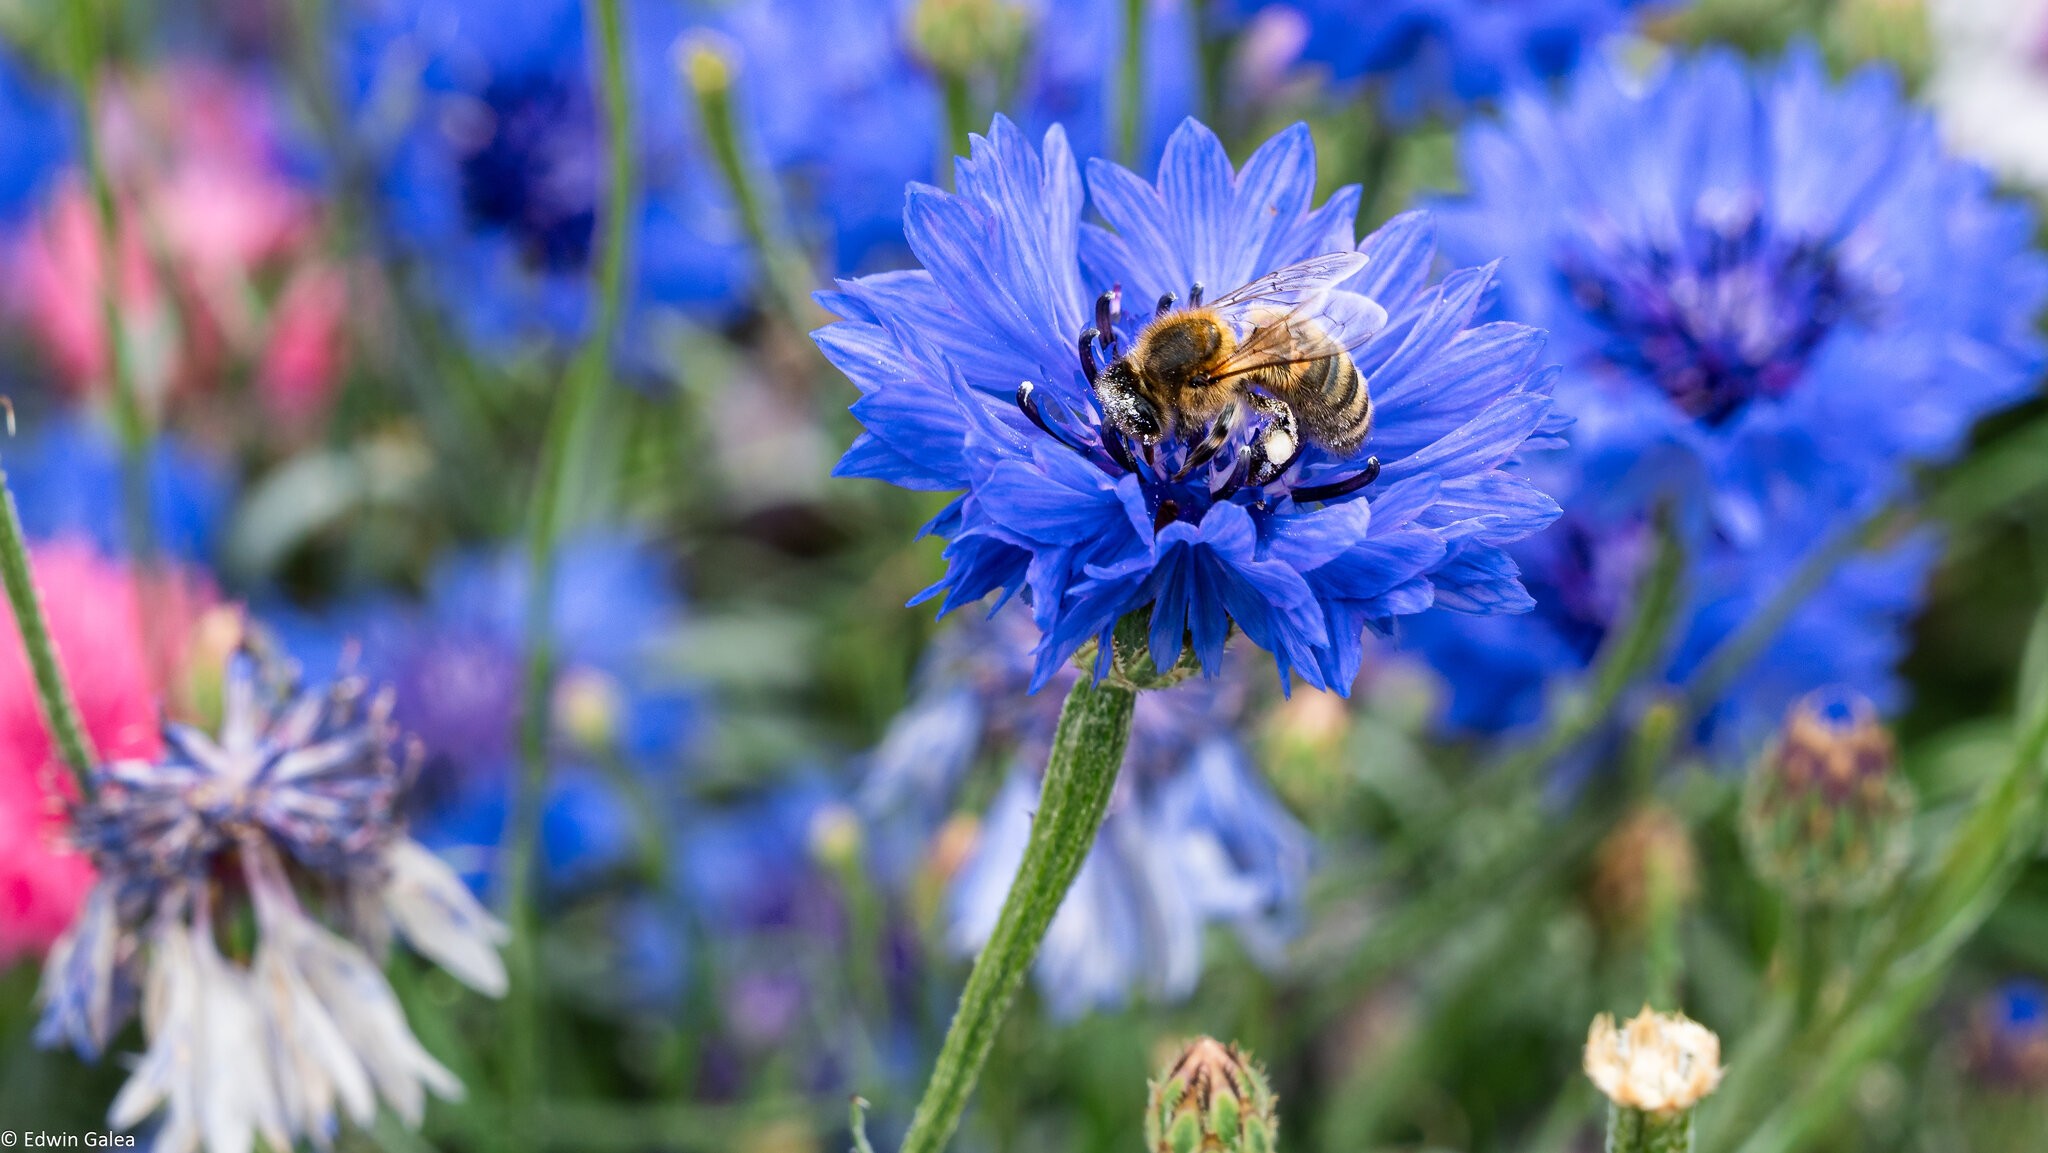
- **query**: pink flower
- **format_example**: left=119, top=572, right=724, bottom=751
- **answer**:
left=259, top=263, right=352, bottom=426
left=8, top=64, right=342, bottom=423
left=0, top=542, right=212, bottom=964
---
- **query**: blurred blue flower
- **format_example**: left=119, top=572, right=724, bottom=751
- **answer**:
left=822, top=116, right=1563, bottom=693
left=1409, top=48, right=2048, bottom=752
left=343, top=0, right=1195, bottom=342
left=865, top=607, right=1311, bottom=1018
left=2, top=414, right=233, bottom=564
left=1968, top=979, right=2048, bottom=1090
left=0, top=46, right=69, bottom=222
left=274, top=533, right=696, bottom=892
left=1220, top=0, right=1666, bottom=120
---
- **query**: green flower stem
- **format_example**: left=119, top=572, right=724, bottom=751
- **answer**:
left=1608, top=1103, right=1697, bottom=1153
left=1788, top=904, right=1835, bottom=1028
left=61, top=1, right=156, bottom=575
left=682, top=44, right=818, bottom=330
left=940, top=71, right=977, bottom=183
left=500, top=0, right=638, bottom=1139
left=0, top=459, right=98, bottom=790
left=1116, top=0, right=1146, bottom=165
left=895, top=675, right=1137, bottom=1153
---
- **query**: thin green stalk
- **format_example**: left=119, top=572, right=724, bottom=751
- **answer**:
left=0, top=458, right=97, bottom=789
left=1116, top=0, right=1146, bottom=165
left=1607, top=1102, right=1697, bottom=1153
left=895, top=675, right=1137, bottom=1153
left=681, top=42, right=817, bottom=329
left=940, top=71, right=977, bottom=184
left=62, top=0, right=155, bottom=573
left=500, top=0, right=638, bottom=1136
left=1644, top=850, right=1685, bottom=1010
left=1789, top=905, right=1833, bottom=1028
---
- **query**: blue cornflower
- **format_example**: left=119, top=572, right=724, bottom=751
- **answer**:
left=346, top=0, right=1197, bottom=341
left=272, top=534, right=696, bottom=891
left=865, top=607, right=1312, bottom=1017
left=37, top=646, right=505, bottom=1152
left=344, top=0, right=715, bottom=340
left=822, top=116, right=1563, bottom=693
left=1, top=414, right=233, bottom=564
left=1221, top=0, right=1667, bottom=121
left=1408, top=48, right=2048, bottom=751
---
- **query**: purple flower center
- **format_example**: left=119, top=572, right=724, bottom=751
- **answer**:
left=1557, top=200, right=1859, bottom=426
left=453, top=72, right=600, bottom=274
left=1015, top=285, right=1380, bottom=528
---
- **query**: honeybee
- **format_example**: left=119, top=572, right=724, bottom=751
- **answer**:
left=1090, top=252, right=1387, bottom=488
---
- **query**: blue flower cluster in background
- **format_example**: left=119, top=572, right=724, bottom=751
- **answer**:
left=1408, top=46, right=2048, bottom=753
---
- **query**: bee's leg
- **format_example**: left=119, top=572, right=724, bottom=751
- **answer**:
left=1246, top=394, right=1302, bottom=486
left=1172, top=399, right=1244, bottom=481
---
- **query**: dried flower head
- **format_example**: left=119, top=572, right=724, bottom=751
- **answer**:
left=36, top=645, right=507, bottom=1152
left=1589, top=805, right=1699, bottom=936
left=1584, top=1007, right=1724, bottom=1115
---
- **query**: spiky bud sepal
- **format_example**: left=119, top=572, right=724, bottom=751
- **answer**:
left=1145, top=1038, right=1278, bottom=1153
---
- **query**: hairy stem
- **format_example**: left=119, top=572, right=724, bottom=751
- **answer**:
left=0, top=460, right=97, bottom=789
left=894, top=675, right=1136, bottom=1153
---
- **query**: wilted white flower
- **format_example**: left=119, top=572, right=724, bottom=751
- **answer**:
left=1584, top=1006, right=1725, bottom=1115
left=36, top=647, right=507, bottom=1153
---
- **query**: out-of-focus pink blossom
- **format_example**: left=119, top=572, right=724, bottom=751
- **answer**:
left=0, top=542, right=213, bottom=965
left=9, top=64, right=342, bottom=424
left=260, top=263, right=352, bottom=425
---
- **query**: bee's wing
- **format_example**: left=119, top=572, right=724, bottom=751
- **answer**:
left=1203, top=252, right=1372, bottom=312
left=1207, top=280, right=1388, bottom=384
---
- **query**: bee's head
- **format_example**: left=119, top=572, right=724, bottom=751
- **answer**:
left=1095, top=359, right=1163, bottom=442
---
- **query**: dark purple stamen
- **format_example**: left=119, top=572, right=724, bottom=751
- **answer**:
left=1153, top=499, right=1180, bottom=530
left=1095, top=288, right=1122, bottom=349
left=1078, top=327, right=1101, bottom=384
left=1016, top=383, right=1091, bottom=454
left=1210, top=447, right=1253, bottom=502
left=1187, top=282, right=1205, bottom=308
left=1155, top=292, right=1177, bottom=317
left=1290, top=457, right=1382, bottom=503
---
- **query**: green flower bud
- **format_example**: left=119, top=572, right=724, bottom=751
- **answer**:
left=1740, top=688, right=1913, bottom=907
left=909, top=0, right=1033, bottom=80
left=1145, top=1037, right=1278, bottom=1153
